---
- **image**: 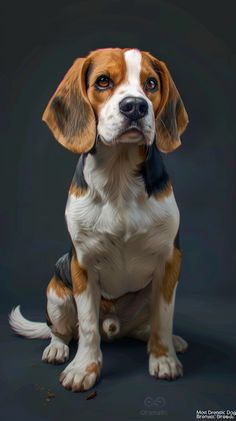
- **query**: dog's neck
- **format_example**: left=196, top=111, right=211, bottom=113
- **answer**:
left=72, top=140, right=170, bottom=204
left=84, top=141, right=145, bottom=203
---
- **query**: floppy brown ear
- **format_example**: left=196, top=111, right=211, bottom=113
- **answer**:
left=154, top=60, right=189, bottom=153
left=42, top=57, right=96, bottom=154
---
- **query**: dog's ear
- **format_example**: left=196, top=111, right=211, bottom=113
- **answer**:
left=153, top=59, right=189, bottom=153
left=42, top=57, right=96, bottom=154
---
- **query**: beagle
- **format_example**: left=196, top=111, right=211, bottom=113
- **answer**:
left=9, top=48, right=189, bottom=392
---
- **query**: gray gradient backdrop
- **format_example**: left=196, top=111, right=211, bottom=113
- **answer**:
left=0, top=0, right=236, bottom=420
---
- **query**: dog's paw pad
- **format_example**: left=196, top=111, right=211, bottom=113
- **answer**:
left=42, top=342, right=69, bottom=364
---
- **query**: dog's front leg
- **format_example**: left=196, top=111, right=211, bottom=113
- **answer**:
left=60, top=251, right=102, bottom=392
left=148, top=248, right=183, bottom=380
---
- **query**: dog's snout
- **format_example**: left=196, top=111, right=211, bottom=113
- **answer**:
left=119, top=96, right=148, bottom=120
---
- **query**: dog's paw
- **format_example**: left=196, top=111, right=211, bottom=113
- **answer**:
left=173, top=334, right=188, bottom=354
left=42, top=342, right=69, bottom=364
left=59, top=361, right=101, bottom=392
left=149, top=353, right=183, bottom=380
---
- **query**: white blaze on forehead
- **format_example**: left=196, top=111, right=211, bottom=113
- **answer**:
left=124, top=49, right=142, bottom=87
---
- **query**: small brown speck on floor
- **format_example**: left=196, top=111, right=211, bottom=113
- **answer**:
left=86, top=390, right=97, bottom=400
left=47, top=391, right=55, bottom=399
left=45, top=390, right=56, bottom=402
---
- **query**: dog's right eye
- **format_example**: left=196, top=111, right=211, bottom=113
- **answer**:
left=95, top=75, right=113, bottom=90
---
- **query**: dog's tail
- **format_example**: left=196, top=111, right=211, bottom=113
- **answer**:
left=9, top=305, right=51, bottom=339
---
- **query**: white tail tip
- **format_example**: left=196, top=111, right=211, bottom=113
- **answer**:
left=9, top=305, right=51, bottom=339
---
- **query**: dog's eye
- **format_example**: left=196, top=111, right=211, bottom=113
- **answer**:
left=95, top=75, right=113, bottom=90
left=144, top=77, right=158, bottom=92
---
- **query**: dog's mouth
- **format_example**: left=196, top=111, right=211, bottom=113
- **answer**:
left=116, top=124, right=145, bottom=144
left=99, top=122, right=149, bottom=147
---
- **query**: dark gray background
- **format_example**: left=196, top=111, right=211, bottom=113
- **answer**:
left=0, top=0, right=236, bottom=420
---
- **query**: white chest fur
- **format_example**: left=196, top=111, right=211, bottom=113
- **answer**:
left=65, top=144, right=180, bottom=299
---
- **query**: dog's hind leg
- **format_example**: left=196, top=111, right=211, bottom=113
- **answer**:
left=129, top=322, right=188, bottom=353
left=116, top=284, right=188, bottom=353
left=42, top=275, right=77, bottom=364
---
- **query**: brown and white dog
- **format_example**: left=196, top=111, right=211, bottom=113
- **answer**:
left=9, top=48, right=189, bottom=392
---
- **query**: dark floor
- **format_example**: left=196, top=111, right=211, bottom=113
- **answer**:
left=1, top=295, right=235, bottom=421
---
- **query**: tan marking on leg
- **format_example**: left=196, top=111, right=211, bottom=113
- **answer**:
left=148, top=333, right=168, bottom=358
left=161, top=247, right=181, bottom=303
left=47, top=275, right=72, bottom=299
left=154, top=181, right=173, bottom=201
left=69, top=183, right=87, bottom=198
left=71, top=250, right=87, bottom=295
left=85, top=361, right=101, bottom=376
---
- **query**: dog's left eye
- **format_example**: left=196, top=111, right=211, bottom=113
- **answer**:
left=144, top=77, right=158, bottom=92
left=95, top=75, right=113, bottom=90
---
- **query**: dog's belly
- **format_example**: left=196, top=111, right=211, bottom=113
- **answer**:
left=66, top=193, right=180, bottom=299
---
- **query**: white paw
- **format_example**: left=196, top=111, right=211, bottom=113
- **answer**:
left=173, top=334, right=188, bottom=353
left=59, top=361, right=101, bottom=392
left=42, top=342, right=69, bottom=364
left=149, top=353, right=183, bottom=380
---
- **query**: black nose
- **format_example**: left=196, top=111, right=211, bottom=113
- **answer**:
left=119, top=96, right=148, bottom=120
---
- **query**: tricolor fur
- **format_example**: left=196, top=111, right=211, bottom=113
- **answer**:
left=9, top=48, right=189, bottom=392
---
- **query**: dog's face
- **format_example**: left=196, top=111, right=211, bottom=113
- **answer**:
left=87, top=49, right=160, bottom=147
left=43, top=48, right=188, bottom=154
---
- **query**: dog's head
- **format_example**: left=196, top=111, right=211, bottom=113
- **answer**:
left=43, top=48, right=188, bottom=154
